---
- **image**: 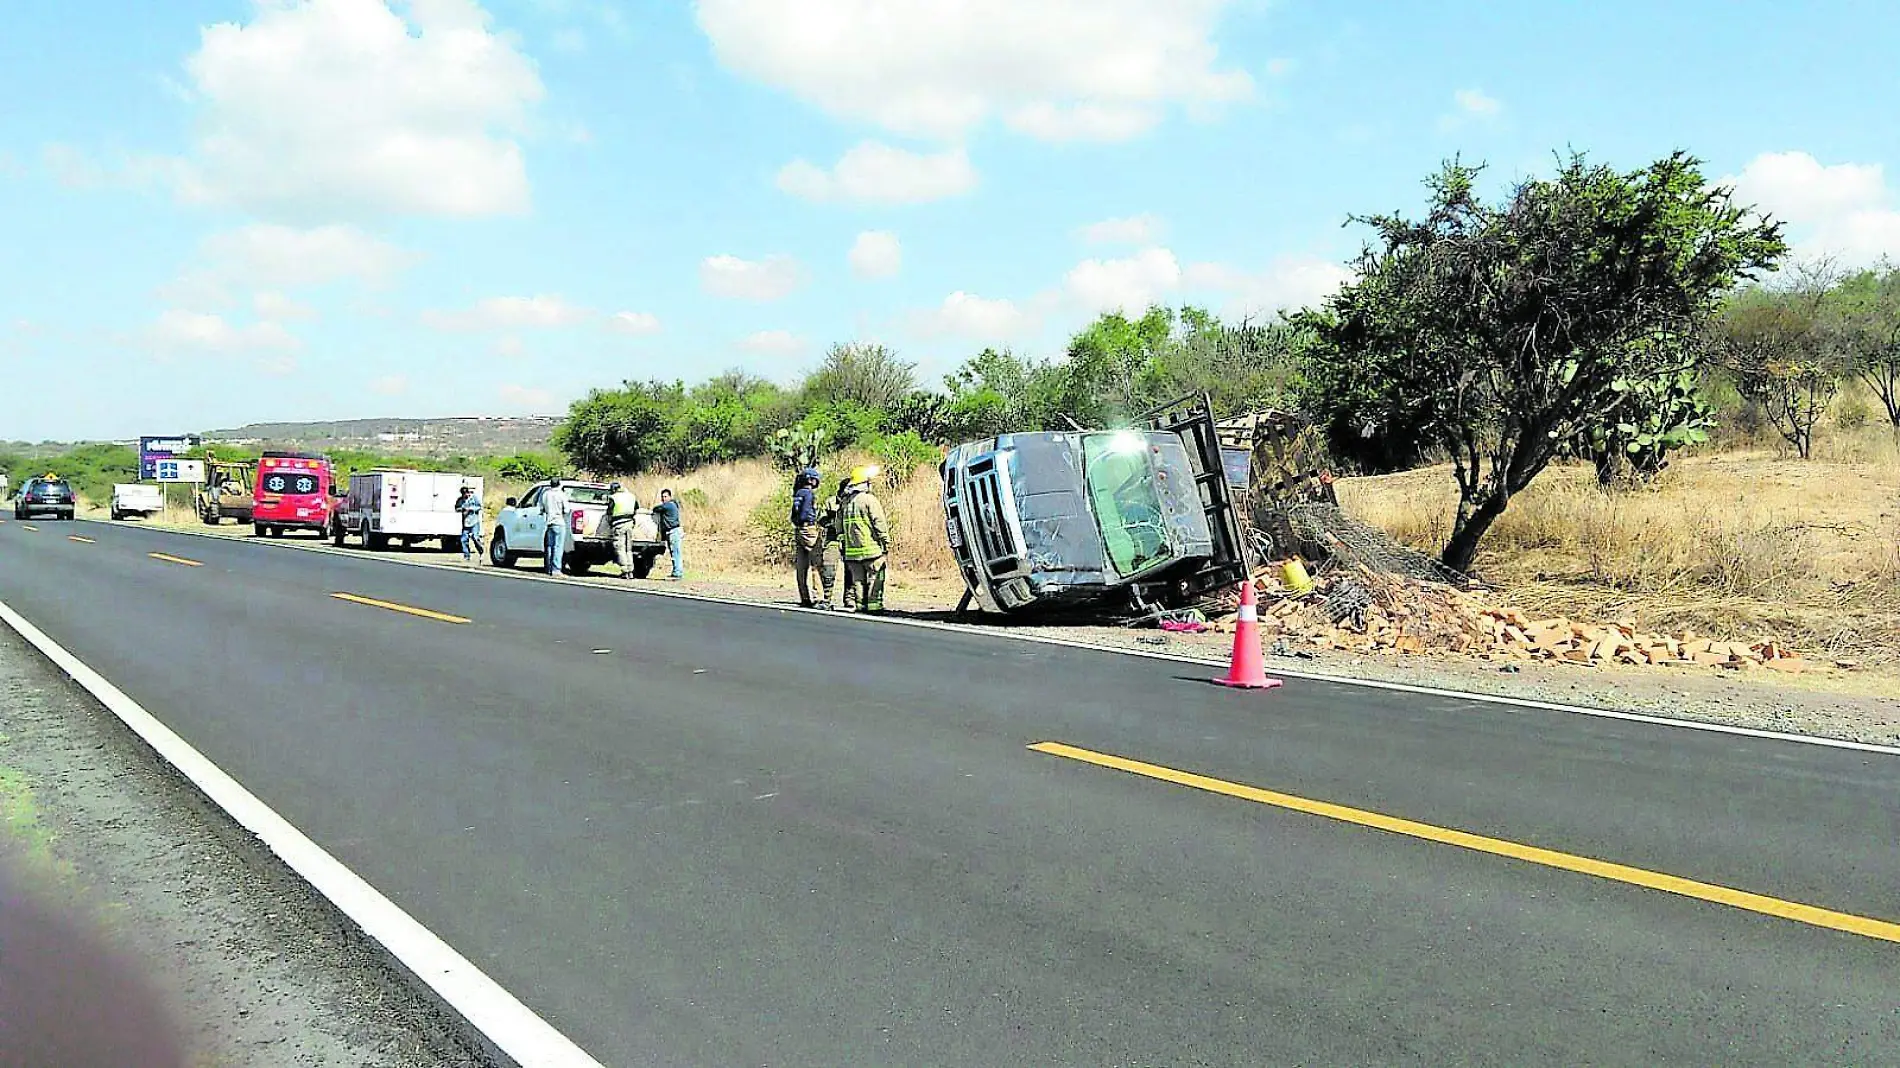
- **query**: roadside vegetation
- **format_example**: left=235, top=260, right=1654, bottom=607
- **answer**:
left=7, top=150, right=1895, bottom=665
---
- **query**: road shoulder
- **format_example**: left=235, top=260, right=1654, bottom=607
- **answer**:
left=0, top=626, right=492, bottom=1067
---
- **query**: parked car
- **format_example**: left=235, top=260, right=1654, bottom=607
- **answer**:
left=13, top=476, right=77, bottom=521
left=110, top=483, right=164, bottom=521
left=252, top=451, right=339, bottom=538
left=490, top=480, right=664, bottom=576
left=333, top=469, right=483, bottom=552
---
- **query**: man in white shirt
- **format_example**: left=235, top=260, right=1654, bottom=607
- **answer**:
left=539, top=477, right=570, bottom=575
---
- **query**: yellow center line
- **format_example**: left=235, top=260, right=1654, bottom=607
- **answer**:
left=67, top=535, right=96, bottom=544
left=19, top=524, right=38, bottom=532
left=1029, top=740, right=1900, bottom=945
left=330, top=592, right=470, bottom=625
left=149, top=552, right=204, bottom=567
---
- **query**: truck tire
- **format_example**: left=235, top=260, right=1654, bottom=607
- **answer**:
left=110, top=508, right=122, bottom=521
left=253, top=522, right=266, bottom=538
left=564, top=556, right=592, bottom=576
left=331, top=520, right=346, bottom=547
left=439, top=536, right=460, bottom=553
left=365, top=524, right=388, bottom=551
left=491, top=529, right=518, bottom=568
left=632, top=553, right=656, bottom=579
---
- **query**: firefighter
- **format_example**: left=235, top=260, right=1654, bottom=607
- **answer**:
left=837, top=465, right=890, bottom=614
left=605, top=481, right=641, bottom=579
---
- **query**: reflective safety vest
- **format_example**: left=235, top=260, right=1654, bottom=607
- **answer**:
left=839, top=490, right=889, bottom=561
left=607, top=490, right=639, bottom=524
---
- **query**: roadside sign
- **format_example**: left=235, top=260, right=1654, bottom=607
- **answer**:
left=140, top=434, right=202, bottom=480
left=155, top=459, right=206, bottom=483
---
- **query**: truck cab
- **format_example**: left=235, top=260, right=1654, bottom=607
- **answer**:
left=941, top=395, right=1250, bottom=615
left=252, top=451, right=338, bottom=538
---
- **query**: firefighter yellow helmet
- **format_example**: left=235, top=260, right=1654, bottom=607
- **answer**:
left=849, top=464, right=883, bottom=487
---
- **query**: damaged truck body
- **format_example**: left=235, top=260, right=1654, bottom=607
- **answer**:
left=940, top=395, right=1253, bottom=615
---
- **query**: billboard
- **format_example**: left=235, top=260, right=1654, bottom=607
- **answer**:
left=139, top=435, right=202, bottom=480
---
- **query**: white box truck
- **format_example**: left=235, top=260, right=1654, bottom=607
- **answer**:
left=332, top=469, right=483, bottom=552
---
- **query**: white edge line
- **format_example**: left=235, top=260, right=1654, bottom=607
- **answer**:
left=0, top=595, right=605, bottom=1068
left=87, top=519, right=1900, bottom=758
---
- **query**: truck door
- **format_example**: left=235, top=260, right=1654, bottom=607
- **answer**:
left=514, top=486, right=546, bottom=549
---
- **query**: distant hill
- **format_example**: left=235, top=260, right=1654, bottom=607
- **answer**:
left=201, top=416, right=560, bottom=457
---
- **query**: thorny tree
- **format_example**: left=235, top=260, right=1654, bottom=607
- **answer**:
left=1304, top=152, right=1784, bottom=574
left=1832, top=267, right=1900, bottom=428
left=1712, top=264, right=1843, bottom=459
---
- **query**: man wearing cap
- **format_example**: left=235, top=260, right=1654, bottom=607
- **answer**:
left=605, top=481, right=641, bottom=579
left=790, top=467, right=835, bottom=608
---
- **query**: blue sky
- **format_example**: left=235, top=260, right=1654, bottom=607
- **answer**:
left=3, top=0, right=1898, bottom=442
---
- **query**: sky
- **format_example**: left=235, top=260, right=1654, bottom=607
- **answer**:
left=3, top=0, right=1898, bottom=442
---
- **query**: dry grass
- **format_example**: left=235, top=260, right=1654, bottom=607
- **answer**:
left=1335, top=426, right=1900, bottom=665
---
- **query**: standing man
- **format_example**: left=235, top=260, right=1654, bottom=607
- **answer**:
left=539, top=476, right=569, bottom=576
left=654, top=488, right=683, bottom=580
left=606, top=480, right=641, bottom=579
left=838, top=465, right=891, bottom=614
left=456, top=484, right=484, bottom=564
left=790, top=467, right=834, bottom=609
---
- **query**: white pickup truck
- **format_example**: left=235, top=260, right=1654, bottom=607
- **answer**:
left=110, top=483, right=164, bottom=521
left=489, top=479, right=665, bottom=576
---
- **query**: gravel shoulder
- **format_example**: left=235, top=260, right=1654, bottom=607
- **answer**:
left=0, top=626, right=495, bottom=1068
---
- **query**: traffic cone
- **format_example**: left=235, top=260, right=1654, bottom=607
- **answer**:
left=1214, top=579, right=1283, bottom=690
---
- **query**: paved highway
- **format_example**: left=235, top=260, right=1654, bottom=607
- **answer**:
left=2, top=517, right=1896, bottom=1066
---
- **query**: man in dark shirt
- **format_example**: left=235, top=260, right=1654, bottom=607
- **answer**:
left=789, top=467, right=834, bottom=608
left=654, top=488, right=684, bottom=579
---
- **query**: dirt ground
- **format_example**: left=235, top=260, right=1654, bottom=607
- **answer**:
left=0, top=628, right=493, bottom=1068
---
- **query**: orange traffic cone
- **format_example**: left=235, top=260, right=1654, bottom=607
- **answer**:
left=1214, top=579, right=1283, bottom=690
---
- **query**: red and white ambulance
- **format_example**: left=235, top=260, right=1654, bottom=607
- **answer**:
left=251, top=451, right=339, bottom=538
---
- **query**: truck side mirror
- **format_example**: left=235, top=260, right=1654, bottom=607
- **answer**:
left=505, top=497, right=518, bottom=507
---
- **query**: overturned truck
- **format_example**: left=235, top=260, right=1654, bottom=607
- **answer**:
left=940, top=395, right=1257, bottom=615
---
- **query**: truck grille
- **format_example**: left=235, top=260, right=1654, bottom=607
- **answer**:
left=965, top=461, right=1021, bottom=579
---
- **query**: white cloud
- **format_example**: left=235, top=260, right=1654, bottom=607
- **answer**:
left=201, top=224, right=414, bottom=288
left=738, top=329, right=805, bottom=356
left=179, top=0, right=544, bottom=218
left=696, top=0, right=1252, bottom=143
left=1439, top=87, right=1502, bottom=132
left=607, top=310, right=662, bottom=335
left=1725, top=151, right=1900, bottom=266
left=1184, top=256, right=1353, bottom=315
left=1065, top=247, right=1183, bottom=314
left=909, top=290, right=1041, bottom=343
left=499, top=383, right=557, bottom=411
left=371, top=374, right=410, bottom=396
left=701, top=254, right=805, bottom=301
left=42, top=143, right=105, bottom=188
left=494, top=335, right=526, bottom=357
left=423, top=295, right=592, bottom=331
left=256, top=353, right=301, bottom=377
left=1077, top=214, right=1164, bottom=246
left=253, top=291, right=317, bottom=321
left=848, top=231, right=903, bottom=279
left=150, top=309, right=301, bottom=352
left=777, top=142, right=976, bottom=204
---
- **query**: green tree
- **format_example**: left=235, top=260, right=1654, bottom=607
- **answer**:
left=1830, top=267, right=1900, bottom=428
left=1139, top=308, right=1308, bottom=416
left=1712, top=264, right=1846, bottom=459
left=1303, top=152, right=1785, bottom=573
left=553, top=380, right=686, bottom=474
left=802, top=342, right=917, bottom=412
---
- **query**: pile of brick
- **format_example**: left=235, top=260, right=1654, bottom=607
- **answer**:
left=1210, top=568, right=1810, bottom=672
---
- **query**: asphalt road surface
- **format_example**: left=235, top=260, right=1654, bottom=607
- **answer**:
left=2, top=518, right=1896, bottom=1067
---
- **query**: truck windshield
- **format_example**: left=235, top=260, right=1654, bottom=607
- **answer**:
left=563, top=485, right=611, bottom=505
left=1081, top=433, right=1173, bottom=579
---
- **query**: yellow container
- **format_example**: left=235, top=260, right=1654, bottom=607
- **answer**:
left=1280, top=557, right=1315, bottom=595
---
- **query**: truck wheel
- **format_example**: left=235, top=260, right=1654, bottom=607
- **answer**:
left=491, top=529, right=518, bottom=568
left=439, top=536, right=460, bottom=553
left=365, top=526, right=388, bottom=551
left=253, top=522, right=266, bottom=538
left=632, top=554, right=656, bottom=579
left=564, top=556, right=592, bottom=576
left=111, top=508, right=122, bottom=521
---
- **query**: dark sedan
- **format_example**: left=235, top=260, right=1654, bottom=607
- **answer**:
left=13, top=477, right=77, bottom=520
